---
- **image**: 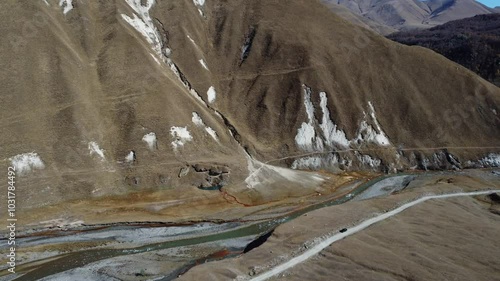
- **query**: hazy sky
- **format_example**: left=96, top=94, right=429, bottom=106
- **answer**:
left=476, top=0, right=498, bottom=7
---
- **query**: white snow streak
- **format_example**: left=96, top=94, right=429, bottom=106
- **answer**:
left=187, top=35, right=196, bottom=45
left=168, top=59, right=181, bottom=76
left=205, top=127, right=219, bottom=141
left=190, top=88, right=207, bottom=105
left=319, top=92, right=350, bottom=148
left=191, top=112, right=205, bottom=127
left=191, top=112, right=219, bottom=141
left=207, top=86, right=217, bottom=103
left=249, top=189, right=500, bottom=281
left=295, top=85, right=323, bottom=152
left=125, top=151, right=135, bottom=163
left=353, top=102, right=390, bottom=146
left=367, top=101, right=390, bottom=146
left=59, top=0, right=73, bottom=14
left=121, top=0, right=162, bottom=57
left=295, top=85, right=391, bottom=154
left=199, top=59, right=209, bottom=70
left=293, top=85, right=391, bottom=170
left=303, top=86, right=315, bottom=122
left=142, top=132, right=157, bottom=150
left=9, top=153, right=45, bottom=175
left=88, top=142, right=105, bottom=160
left=150, top=54, right=161, bottom=65
left=170, top=126, right=193, bottom=149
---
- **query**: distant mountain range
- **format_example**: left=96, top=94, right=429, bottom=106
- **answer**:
left=322, top=0, right=497, bottom=34
left=388, top=13, right=500, bottom=86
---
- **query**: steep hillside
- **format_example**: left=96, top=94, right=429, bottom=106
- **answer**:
left=388, top=14, right=500, bottom=86
left=322, top=0, right=495, bottom=33
left=0, top=0, right=499, bottom=220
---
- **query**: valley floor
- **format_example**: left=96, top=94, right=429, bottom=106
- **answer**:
left=180, top=169, right=500, bottom=281
left=1, top=169, right=499, bottom=281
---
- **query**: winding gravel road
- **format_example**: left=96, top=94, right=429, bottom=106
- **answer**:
left=250, top=189, right=500, bottom=281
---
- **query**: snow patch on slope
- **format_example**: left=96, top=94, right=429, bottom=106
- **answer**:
left=125, top=151, right=136, bottom=163
left=142, top=132, right=157, bottom=150
left=191, top=112, right=204, bottom=127
left=205, top=127, right=219, bottom=141
left=207, top=86, right=217, bottom=103
left=293, top=85, right=391, bottom=171
left=368, top=101, right=390, bottom=146
left=170, top=126, right=193, bottom=149
left=319, top=92, right=350, bottom=148
left=192, top=0, right=206, bottom=17
left=88, top=142, right=105, bottom=160
left=9, top=153, right=45, bottom=175
left=191, top=112, right=219, bottom=141
left=59, top=0, right=73, bottom=15
left=199, top=59, right=209, bottom=70
left=189, top=88, right=207, bottom=105
left=121, top=0, right=162, bottom=56
left=295, top=121, right=319, bottom=152
left=295, top=85, right=324, bottom=152
left=479, top=153, right=500, bottom=167
left=354, top=102, right=390, bottom=146
left=295, top=86, right=391, bottom=152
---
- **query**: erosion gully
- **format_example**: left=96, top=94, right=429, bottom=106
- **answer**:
left=9, top=173, right=400, bottom=281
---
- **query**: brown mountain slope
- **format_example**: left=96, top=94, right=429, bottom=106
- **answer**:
left=0, top=0, right=499, bottom=220
left=175, top=0, right=500, bottom=169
